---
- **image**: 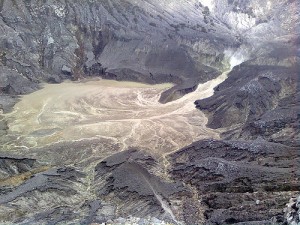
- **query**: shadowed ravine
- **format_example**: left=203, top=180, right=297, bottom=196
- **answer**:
left=3, top=71, right=228, bottom=156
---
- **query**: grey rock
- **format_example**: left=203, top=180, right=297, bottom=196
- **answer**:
left=195, top=47, right=300, bottom=146
left=283, top=196, right=300, bottom=225
left=62, top=65, right=72, bottom=75
left=95, top=149, right=186, bottom=221
left=0, top=66, right=38, bottom=95
left=169, top=139, right=299, bottom=224
left=0, top=155, right=39, bottom=179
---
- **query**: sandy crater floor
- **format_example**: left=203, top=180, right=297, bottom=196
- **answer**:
left=4, top=72, right=227, bottom=155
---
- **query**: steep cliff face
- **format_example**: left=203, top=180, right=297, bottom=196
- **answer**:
left=195, top=19, right=299, bottom=147
left=202, top=0, right=298, bottom=38
left=195, top=0, right=299, bottom=143
left=0, top=0, right=236, bottom=104
left=0, top=0, right=298, bottom=95
left=169, top=139, right=299, bottom=224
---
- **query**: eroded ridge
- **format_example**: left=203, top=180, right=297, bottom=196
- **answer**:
left=4, top=72, right=228, bottom=155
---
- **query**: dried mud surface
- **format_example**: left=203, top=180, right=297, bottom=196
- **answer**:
left=3, top=72, right=227, bottom=156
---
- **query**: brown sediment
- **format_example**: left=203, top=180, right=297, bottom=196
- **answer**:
left=3, top=72, right=228, bottom=155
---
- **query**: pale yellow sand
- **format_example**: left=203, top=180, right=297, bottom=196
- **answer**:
left=4, top=73, right=228, bottom=154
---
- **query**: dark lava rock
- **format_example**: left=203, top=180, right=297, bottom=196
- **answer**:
left=30, top=206, right=77, bottom=225
left=95, top=149, right=186, bottom=221
left=195, top=49, right=300, bottom=146
left=192, top=38, right=300, bottom=224
left=61, top=65, right=72, bottom=75
left=0, top=166, right=85, bottom=204
left=0, top=95, right=19, bottom=113
left=0, top=66, right=39, bottom=95
left=0, top=155, right=39, bottom=179
left=160, top=68, right=219, bottom=103
left=0, top=164, right=88, bottom=224
left=168, top=139, right=299, bottom=224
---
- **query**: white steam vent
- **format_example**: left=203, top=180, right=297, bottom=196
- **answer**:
left=224, top=48, right=250, bottom=69
left=199, top=0, right=215, bottom=11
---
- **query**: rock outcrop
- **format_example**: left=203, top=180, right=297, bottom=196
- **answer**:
left=195, top=40, right=300, bottom=146
left=168, top=139, right=299, bottom=224
left=284, top=196, right=300, bottom=225
left=94, top=149, right=186, bottom=222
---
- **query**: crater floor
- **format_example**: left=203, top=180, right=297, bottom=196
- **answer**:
left=3, top=72, right=228, bottom=156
